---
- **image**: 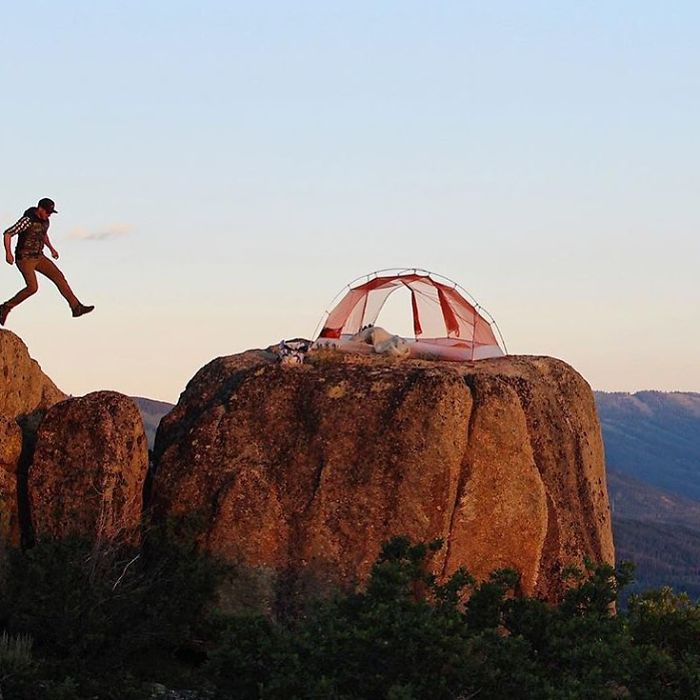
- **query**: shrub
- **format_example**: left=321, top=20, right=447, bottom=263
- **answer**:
left=4, top=531, right=700, bottom=699
left=0, top=522, right=227, bottom=697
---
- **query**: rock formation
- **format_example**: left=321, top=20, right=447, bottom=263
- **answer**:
left=0, top=330, right=66, bottom=545
left=28, top=391, right=149, bottom=543
left=1, top=325, right=615, bottom=603
left=152, top=350, right=614, bottom=602
left=0, top=416, right=23, bottom=546
left=0, top=330, right=65, bottom=417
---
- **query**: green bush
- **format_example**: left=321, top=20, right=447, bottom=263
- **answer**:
left=4, top=531, right=700, bottom=699
left=0, top=522, right=226, bottom=698
left=0, top=630, right=33, bottom=673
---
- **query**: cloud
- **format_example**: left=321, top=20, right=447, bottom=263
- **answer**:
left=67, top=224, right=134, bottom=241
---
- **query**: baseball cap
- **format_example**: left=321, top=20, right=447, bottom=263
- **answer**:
left=37, top=197, right=58, bottom=213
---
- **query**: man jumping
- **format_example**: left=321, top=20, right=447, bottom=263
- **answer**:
left=0, top=197, right=93, bottom=326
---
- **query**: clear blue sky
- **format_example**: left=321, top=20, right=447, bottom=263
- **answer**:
left=2, top=1, right=698, bottom=401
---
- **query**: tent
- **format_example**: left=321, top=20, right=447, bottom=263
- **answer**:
left=314, top=269, right=506, bottom=361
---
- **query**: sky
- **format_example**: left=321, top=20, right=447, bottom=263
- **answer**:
left=1, top=1, right=698, bottom=402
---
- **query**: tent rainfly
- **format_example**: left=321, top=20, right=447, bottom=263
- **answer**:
left=315, top=269, right=506, bottom=361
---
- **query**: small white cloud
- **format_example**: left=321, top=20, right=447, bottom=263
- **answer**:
left=68, top=224, right=134, bottom=241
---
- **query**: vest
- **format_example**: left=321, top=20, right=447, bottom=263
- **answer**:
left=16, top=213, right=49, bottom=260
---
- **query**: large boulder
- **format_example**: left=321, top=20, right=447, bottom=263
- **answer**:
left=29, top=391, right=149, bottom=543
left=0, top=330, right=66, bottom=547
left=152, top=351, right=614, bottom=602
left=0, top=330, right=65, bottom=417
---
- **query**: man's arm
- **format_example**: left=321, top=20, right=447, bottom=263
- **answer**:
left=44, top=232, right=59, bottom=259
left=3, top=216, right=30, bottom=265
left=3, top=233, right=13, bottom=264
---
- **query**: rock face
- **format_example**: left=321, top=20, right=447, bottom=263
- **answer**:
left=29, top=391, right=149, bottom=543
left=152, top=351, right=614, bottom=602
left=0, top=330, right=65, bottom=418
left=0, top=416, right=23, bottom=545
left=0, top=330, right=66, bottom=546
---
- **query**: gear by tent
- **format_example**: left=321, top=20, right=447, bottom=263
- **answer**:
left=313, top=269, right=506, bottom=361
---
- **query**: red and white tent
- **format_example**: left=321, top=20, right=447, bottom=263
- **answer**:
left=315, top=269, right=506, bottom=361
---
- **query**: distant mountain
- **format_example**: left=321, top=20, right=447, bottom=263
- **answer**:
left=596, top=392, right=700, bottom=597
left=614, top=517, right=700, bottom=599
left=607, top=469, right=700, bottom=528
left=607, top=469, right=700, bottom=596
left=132, top=396, right=174, bottom=449
left=595, top=391, right=700, bottom=499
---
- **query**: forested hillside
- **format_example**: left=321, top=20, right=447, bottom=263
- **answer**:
left=596, top=391, right=700, bottom=498
left=598, top=392, right=700, bottom=597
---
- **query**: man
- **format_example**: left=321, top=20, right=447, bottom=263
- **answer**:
left=0, top=197, right=94, bottom=326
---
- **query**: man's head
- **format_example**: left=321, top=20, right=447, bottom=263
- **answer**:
left=36, top=197, right=58, bottom=220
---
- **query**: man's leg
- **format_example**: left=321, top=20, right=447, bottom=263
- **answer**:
left=34, top=256, right=80, bottom=310
left=0, top=258, right=41, bottom=325
left=3, top=258, right=41, bottom=307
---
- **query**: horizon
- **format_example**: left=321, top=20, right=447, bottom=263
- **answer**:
left=127, top=387, right=700, bottom=409
left=2, top=2, right=698, bottom=403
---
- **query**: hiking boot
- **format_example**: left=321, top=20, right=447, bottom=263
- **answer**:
left=0, top=304, right=9, bottom=326
left=72, top=303, right=95, bottom=318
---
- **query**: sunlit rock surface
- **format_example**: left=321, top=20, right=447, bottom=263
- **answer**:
left=29, top=391, right=148, bottom=543
left=152, top=350, right=614, bottom=602
left=0, top=330, right=66, bottom=546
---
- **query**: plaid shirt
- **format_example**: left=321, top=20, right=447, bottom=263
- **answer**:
left=4, top=213, right=49, bottom=259
left=4, top=216, right=32, bottom=238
